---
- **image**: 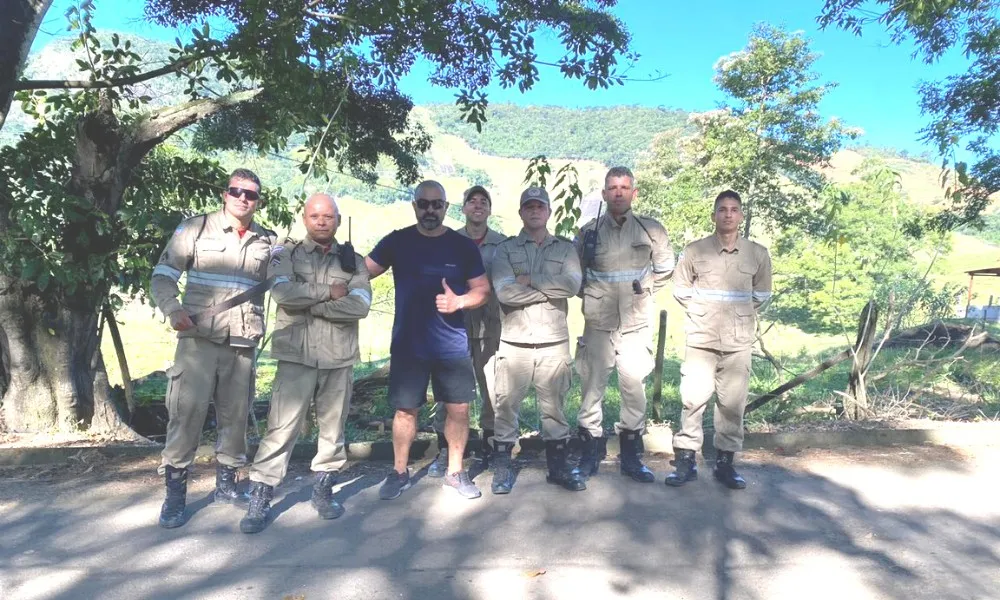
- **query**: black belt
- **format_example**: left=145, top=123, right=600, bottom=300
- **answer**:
left=502, top=339, right=565, bottom=349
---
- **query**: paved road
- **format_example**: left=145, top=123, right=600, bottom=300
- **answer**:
left=1, top=445, right=998, bottom=600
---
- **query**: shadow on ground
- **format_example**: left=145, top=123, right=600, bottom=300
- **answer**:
left=0, top=445, right=997, bottom=600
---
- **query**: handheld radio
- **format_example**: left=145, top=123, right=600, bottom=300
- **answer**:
left=339, top=215, right=357, bottom=273
left=581, top=201, right=602, bottom=270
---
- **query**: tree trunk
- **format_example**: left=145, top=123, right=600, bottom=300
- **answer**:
left=845, top=300, right=878, bottom=420
left=0, top=275, right=136, bottom=436
left=1, top=0, right=54, bottom=132
left=0, top=84, right=259, bottom=435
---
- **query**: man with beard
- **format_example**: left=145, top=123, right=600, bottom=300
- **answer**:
left=151, top=168, right=277, bottom=528
left=365, top=180, right=492, bottom=500
left=239, top=193, right=371, bottom=533
left=427, top=185, right=507, bottom=477
left=666, top=190, right=772, bottom=490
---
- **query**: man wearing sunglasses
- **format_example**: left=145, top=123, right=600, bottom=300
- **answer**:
left=427, top=185, right=507, bottom=478
left=365, top=180, right=491, bottom=500
left=151, top=168, right=278, bottom=528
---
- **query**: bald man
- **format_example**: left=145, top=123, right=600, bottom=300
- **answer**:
left=240, top=193, right=372, bottom=534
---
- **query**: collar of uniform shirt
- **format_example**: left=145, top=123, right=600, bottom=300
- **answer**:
left=604, top=209, right=633, bottom=229
left=516, top=229, right=555, bottom=247
left=712, top=234, right=746, bottom=255
left=303, top=237, right=337, bottom=254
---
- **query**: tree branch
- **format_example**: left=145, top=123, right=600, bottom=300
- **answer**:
left=305, top=9, right=353, bottom=22
left=128, top=88, right=262, bottom=166
left=2, top=52, right=217, bottom=94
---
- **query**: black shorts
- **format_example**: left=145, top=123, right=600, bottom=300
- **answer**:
left=388, top=354, right=477, bottom=410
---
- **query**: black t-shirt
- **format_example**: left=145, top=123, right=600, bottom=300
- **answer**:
left=369, top=225, right=485, bottom=359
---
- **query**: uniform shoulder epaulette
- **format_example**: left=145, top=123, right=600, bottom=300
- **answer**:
left=579, top=218, right=597, bottom=231
left=172, top=213, right=209, bottom=236
left=555, top=234, right=573, bottom=244
left=636, top=214, right=664, bottom=228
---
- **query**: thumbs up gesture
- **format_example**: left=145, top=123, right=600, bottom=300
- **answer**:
left=436, top=278, right=464, bottom=314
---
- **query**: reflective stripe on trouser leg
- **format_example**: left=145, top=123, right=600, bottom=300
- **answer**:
left=473, top=336, right=500, bottom=430
left=533, top=341, right=572, bottom=441
left=160, top=337, right=219, bottom=472
left=311, top=365, right=353, bottom=473
left=492, top=342, right=533, bottom=444
left=674, top=346, right=720, bottom=452
left=249, top=361, right=316, bottom=487
left=575, top=325, right=615, bottom=436
left=213, top=344, right=255, bottom=468
left=712, top=348, right=752, bottom=452
left=613, top=327, right=654, bottom=433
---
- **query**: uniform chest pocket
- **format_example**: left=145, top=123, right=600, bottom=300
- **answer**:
left=194, top=239, right=226, bottom=270
left=543, top=255, right=565, bottom=275
left=630, top=241, right=652, bottom=270
left=736, top=261, right=756, bottom=288
left=508, top=250, right=529, bottom=276
left=247, top=245, right=271, bottom=277
left=693, top=259, right=717, bottom=287
left=294, top=260, right=316, bottom=282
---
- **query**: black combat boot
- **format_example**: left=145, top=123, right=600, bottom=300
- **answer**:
left=214, top=464, right=249, bottom=507
left=618, top=429, right=655, bottom=483
left=545, top=439, right=586, bottom=491
left=478, top=428, right=494, bottom=468
left=239, top=481, right=274, bottom=534
left=158, top=465, right=188, bottom=529
left=664, top=448, right=698, bottom=487
left=713, top=451, right=747, bottom=490
left=311, top=471, right=345, bottom=519
left=490, top=440, right=516, bottom=495
left=427, top=432, right=448, bottom=478
left=577, top=427, right=607, bottom=478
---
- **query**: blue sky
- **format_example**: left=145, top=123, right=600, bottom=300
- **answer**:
left=32, top=0, right=969, bottom=156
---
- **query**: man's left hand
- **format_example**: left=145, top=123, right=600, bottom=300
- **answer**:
left=436, top=278, right=464, bottom=314
left=515, top=275, right=531, bottom=287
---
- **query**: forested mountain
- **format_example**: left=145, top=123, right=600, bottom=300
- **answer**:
left=424, top=103, right=692, bottom=168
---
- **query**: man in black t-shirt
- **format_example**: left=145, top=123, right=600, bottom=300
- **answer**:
left=365, top=180, right=491, bottom=500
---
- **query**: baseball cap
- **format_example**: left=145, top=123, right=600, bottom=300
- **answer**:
left=463, top=185, right=492, bottom=205
left=519, top=186, right=550, bottom=207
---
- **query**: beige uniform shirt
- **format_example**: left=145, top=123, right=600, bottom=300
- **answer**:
left=492, top=231, right=582, bottom=344
left=575, top=211, right=675, bottom=333
left=267, top=237, right=372, bottom=369
left=457, top=227, right=507, bottom=340
left=151, top=209, right=276, bottom=347
left=672, top=234, right=773, bottom=352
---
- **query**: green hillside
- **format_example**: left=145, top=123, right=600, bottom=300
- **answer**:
left=424, top=103, right=691, bottom=168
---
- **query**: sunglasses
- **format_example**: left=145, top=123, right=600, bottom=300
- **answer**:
left=415, top=198, right=446, bottom=211
left=227, top=187, right=261, bottom=201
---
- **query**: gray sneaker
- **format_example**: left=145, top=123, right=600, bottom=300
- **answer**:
left=443, top=470, right=482, bottom=499
left=379, top=469, right=412, bottom=500
left=427, top=447, right=448, bottom=478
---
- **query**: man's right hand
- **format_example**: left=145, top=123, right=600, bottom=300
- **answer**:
left=330, top=283, right=349, bottom=300
left=169, top=310, right=195, bottom=331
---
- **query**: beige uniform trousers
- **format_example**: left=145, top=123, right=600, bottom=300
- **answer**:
left=575, top=325, right=654, bottom=436
left=249, top=361, right=353, bottom=487
left=160, top=337, right=254, bottom=472
left=675, top=346, right=752, bottom=453
left=493, top=340, right=572, bottom=444
left=433, top=336, right=499, bottom=433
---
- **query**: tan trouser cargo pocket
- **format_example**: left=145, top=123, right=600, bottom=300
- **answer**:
left=164, top=363, right=184, bottom=417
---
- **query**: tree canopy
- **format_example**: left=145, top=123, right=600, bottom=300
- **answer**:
left=819, top=0, right=1000, bottom=231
